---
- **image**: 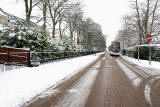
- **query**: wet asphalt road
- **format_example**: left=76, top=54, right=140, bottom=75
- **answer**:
left=26, top=53, right=160, bottom=107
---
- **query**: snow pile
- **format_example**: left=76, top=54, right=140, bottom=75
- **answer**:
left=0, top=25, right=4, bottom=30
left=0, top=53, right=102, bottom=107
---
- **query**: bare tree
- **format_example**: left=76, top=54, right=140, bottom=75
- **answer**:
left=34, top=0, right=48, bottom=34
left=46, top=0, right=68, bottom=38
left=125, top=0, right=160, bottom=44
left=42, top=0, right=47, bottom=33
left=63, top=1, right=84, bottom=44
left=23, top=0, right=41, bottom=24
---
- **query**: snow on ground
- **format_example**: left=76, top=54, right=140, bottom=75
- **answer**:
left=121, top=56, right=160, bottom=75
left=116, top=55, right=160, bottom=106
left=0, top=53, right=103, bottom=107
left=0, top=25, right=3, bottom=30
left=122, top=56, right=160, bottom=69
left=120, top=55, right=160, bottom=106
left=118, top=56, right=160, bottom=106
left=0, top=64, right=25, bottom=72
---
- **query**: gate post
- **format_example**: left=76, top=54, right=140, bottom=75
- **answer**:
left=27, top=50, right=31, bottom=67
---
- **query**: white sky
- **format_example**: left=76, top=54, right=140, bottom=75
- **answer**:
left=0, top=0, right=25, bottom=18
left=83, top=0, right=130, bottom=45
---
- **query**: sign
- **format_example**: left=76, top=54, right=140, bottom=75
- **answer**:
left=146, top=34, right=152, bottom=65
left=146, top=35, right=152, bottom=43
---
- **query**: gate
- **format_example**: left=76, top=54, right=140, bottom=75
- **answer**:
left=0, top=46, right=31, bottom=67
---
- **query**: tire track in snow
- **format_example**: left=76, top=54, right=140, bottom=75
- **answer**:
left=116, top=59, right=153, bottom=106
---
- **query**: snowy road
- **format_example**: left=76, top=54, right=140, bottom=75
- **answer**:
left=1, top=52, right=160, bottom=107
left=116, top=57, right=160, bottom=107
left=0, top=53, right=104, bottom=107
left=27, top=54, right=104, bottom=107
left=54, top=60, right=101, bottom=107
left=27, top=53, right=160, bottom=107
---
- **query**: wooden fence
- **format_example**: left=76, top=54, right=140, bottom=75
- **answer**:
left=0, top=46, right=31, bottom=67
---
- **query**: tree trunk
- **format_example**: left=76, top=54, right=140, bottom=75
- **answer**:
left=70, top=31, right=73, bottom=40
left=59, top=19, right=62, bottom=39
left=150, top=0, right=158, bottom=34
left=77, top=35, right=80, bottom=45
left=136, top=0, right=143, bottom=45
left=143, top=0, right=150, bottom=35
left=52, top=23, right=56, bottom=38
left=24, top=0, right=32, bottom=25
left=42, top=1, right=47, bottom=35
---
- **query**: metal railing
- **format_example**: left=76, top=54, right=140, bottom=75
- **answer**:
left=0, top=49, right=102, bottom=71
left=30, top=51, right=101, bottom=66
left=124, top=44, right=160, bottom=63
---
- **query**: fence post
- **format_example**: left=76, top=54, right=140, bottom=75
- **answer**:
left=138, top=45, right=139, bottom=61
left=28, top=51, right=31, bottom=67
left=8, top=50, right=10, bottom=71
left=149, top=43, right=151, bottom=65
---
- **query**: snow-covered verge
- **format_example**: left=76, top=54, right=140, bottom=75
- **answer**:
left=0, top=53, right=103, bottom=107
left=121, top=56, right=160, bottom=75
left=121, top=56, right=160, bottom=69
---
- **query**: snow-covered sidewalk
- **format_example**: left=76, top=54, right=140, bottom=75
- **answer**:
left=121, top=56, right=160, bottom=75
left=0, top=53, right=103, bottom=107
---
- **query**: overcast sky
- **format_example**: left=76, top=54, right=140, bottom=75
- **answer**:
left=0, top=0, right=130, bottom=45
left=83, top=0, right=130, bottom=45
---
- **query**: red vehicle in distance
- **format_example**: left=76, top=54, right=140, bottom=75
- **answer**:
left=108, top=41, right=120, bottom=56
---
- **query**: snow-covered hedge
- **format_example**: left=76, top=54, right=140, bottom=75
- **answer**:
left=0, top=19, right=100, bottom=64
left=0, top=20, right=50, bottom=51
left=125, top=45, right=160, bottom=62
left=0, top=20, right=84, bottom=52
